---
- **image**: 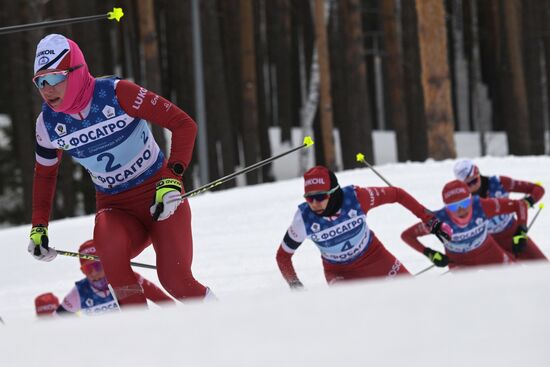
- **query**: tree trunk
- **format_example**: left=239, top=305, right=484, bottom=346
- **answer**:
left=329, top=1, right=348, bottom=168
left=253, top=0, right=275, bottom=181
left=500, top=0, right=531, bottom=155
left=219, top=0, right=243, bottom=151
left=119, top=0, right=141, bottom=81
left=380, top=0, right=410, bottom=162
left=450, top=0, right=470, bottom=132
left=338, top=0, right=374, bottom=167
left=523, top=0, right=546, bottom=154
left=542, top=0, right=550, bottom=154
left=401, top=0, right=428, bottom=161
left=266, top=0, right=294, bottom=142
left=478, top=0, right=502, bottom=132
left=137, top=0, right=167, bottom=154
left=160, top=0, right=198, bottom=190
left=240, top=0, right=262, bottom=184
left=314, top=0, right=336, bottom=169
left=415, top=0, right=456, bottom=160
left=202, top=0, right=237, bottom=187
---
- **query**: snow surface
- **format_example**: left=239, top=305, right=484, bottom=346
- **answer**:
left=1, top=156, right=549, bottom=366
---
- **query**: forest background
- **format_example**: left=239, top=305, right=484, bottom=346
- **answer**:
left=0, top=0, right=548, bottom=224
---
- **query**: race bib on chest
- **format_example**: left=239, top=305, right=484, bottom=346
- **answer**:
left=76, top=278, right=120, bottom=316
left=41, top=78, right=164, bottom=194
left=436, top=197, right=489, bottom=253
left=486, top=176, right=514, bottom=233
left=300, top=186, right=372, bottom=264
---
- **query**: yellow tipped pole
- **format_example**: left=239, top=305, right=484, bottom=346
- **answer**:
left=56, top=249, right=156, bottom=269
left=164, top=137, right=315, bottom=203
left=357, top=152, right=450, bottom=251
left=355, top=152, right=393, bottom=187
left=107, top=8, right=125, bottom=22
left=527, top=203, right=544, bottom=232
left=0, top=8, right=125, bottom=35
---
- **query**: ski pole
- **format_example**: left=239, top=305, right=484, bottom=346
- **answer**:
left=165, top=136, right=315, bottom=206
left=527, top=203, right=544, bottom=232
left=56, top=249, right=156, bottom=270
left=0, top=8, right=124, bottom=35
left=413, top=264, right=435, bottom=276
left=356, top=153, right=393, bottom=187
left=356, top=152, right=449, bottom=246
left=511, top=202, right=545, bottom=258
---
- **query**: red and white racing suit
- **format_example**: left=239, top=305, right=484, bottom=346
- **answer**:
left=32, top=80, right=207, bottom=306
left=276, top=186, right=436, bottom=284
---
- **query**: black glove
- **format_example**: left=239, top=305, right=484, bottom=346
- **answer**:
left=288, top=279, right=304, bottom=290
left=523, top=196, right=535, bottom=208
left=423, top=247, right=450, bottom=267
left=512, top=225, right=528, bottom=256
left=426, top=217, right=452, bottom=242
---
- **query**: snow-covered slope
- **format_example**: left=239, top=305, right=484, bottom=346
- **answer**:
left=1, top=156, right=549, bottom=366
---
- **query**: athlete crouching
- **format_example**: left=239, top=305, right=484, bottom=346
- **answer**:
left=276, top=166, right=452, bottom=288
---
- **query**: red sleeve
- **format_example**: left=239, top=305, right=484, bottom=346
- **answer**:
left=499, top=176, right=545, bottom=203
left=135, top=272, right=175, bottom=305
left=480, top=198, right=528, bottom=227
left=401, top=222, right=431, bottom=254
left=355, top=186, right=433, bottom=222
left=276, top=246, right=300, bottom=284
left=31, top=151, right=62, bottom=226
left=116, top=80, right=198, bottom=170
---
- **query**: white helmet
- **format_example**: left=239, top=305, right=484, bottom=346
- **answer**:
left=453, top=160, right=479, bottom=181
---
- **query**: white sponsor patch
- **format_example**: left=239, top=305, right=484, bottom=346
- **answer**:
left=311, top=223, right=321, bottom=232
left=55, top=123, right=67, bottom=136
left=102, top=105, right=116, bottom=119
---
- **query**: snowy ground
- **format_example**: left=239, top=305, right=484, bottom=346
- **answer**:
left=1, top=156, right=549, bottom=366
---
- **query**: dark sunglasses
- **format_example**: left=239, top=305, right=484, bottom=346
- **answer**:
left=32, top=64, right=83, bottom=89
left=304, top=185, right=339, bottom=203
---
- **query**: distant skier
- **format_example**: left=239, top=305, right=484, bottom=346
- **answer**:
left=27, top=33, right=214, bottom=307
left=55, top=240, right=174, bottom=315
left=401, top=180, right=529, bottom=269
left=453, top=160, right=546, bottom=260
left=275, top=166, right=452, bottom=288
left=34, top=292, right=60, bottom=317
